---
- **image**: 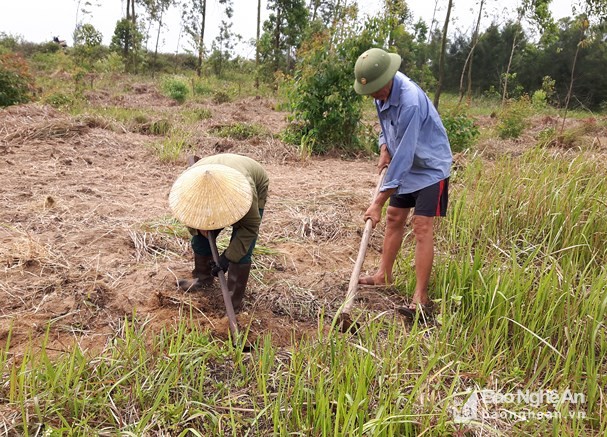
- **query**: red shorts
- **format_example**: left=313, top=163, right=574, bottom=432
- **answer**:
left=389, top=178, right=449, bottom=217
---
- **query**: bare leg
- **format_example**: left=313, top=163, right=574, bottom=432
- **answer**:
left=411, top=215, right=434, bottom=305
left=359, top=206, right=410, bottom=285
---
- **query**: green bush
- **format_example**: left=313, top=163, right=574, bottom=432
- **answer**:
left=192, top=80, right=213, bottom=96
left=0, top=53, right=34, bottom=107
left=281, top=120, right=306, bottom=146
left=43, top=92, right=73, bottom=109
left=95, top=52, right=124, bottom=73
left=29, top=51, right=75, bottom=73
left=162, top=77, right=189, bottom=104
left=110, top=19, right=144, bottom=73
left=0, top=33, right=21, bottom=52
left=532, top=89, right=547, bottom=108
left=441, top=111, right=480, bottom=152
left=285, top=16, right=388, bottom=156
left=496, top=97, right=531, bottom=139
left=133, top=114, right=150, bottom=124
left=286, top=37, right=363, bottom=154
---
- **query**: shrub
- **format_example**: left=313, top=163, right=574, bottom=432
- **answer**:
left=29, top=50, right=75, bottom=74
left=286, top=35, right=363, bottom=154
left=137, top=117, right=173, bottom=135
left=43, top=92, right=73, bottom=109
left=532, top=89, right=547, bottom=108
left=281, top=121, right=306, bottom=146
left=0, top=33, right=21, bottom=52
left=110, top=19, right=144, bottom=73
left=540, top=75, right=556, bottom=105
left=0, top=53, right=34, bottom=107
left=441, top=111, right=480, bottom=152
left=212, top=91, right=231, bottom=104
left=285, top=16, right=388, bottom=155
left=192, top=79, right=212, bottom=96
left=95, top=52, right=124, bottom=73
left=286, top=37, right=362, bottom=154
left=162, top=77, right=189, bottom=104
left=496, top=97, right=531, bottom=139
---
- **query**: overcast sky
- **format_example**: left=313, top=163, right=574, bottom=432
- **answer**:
left=0, top=0, right=575, bottom=58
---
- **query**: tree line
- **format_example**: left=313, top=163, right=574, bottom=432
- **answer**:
left=1, top=0, right=606, bottom=151
left=67, top=0, right=607, bottom=109
left=2, top=0, right=606, bottom=108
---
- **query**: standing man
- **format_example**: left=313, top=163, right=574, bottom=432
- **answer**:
left=353, top=47, right=452, bottom=318
left=169, top=153, right=269, bottom=312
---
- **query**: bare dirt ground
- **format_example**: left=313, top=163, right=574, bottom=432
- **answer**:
left=0, top=90, right=415, bottom=357
left=2, top=87, right=606, bottom=358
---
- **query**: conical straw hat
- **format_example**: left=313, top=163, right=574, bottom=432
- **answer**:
left=169, top=163, right=253, bottom=230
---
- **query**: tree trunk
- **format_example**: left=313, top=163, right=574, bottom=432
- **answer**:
left=197, top=0, right=207, bottom=77
left=274, top=7, right=282, bottom=72
left=428, top=0, right=440, bottom=41
left=501, top=31, right=518, bottom=105
left=174, top=23, right=183, bottom=74
left=560, top=22, right=587, bottom=138
left=74, top=0, right=82, bottom=45
left=125, top=0, right=132, bottom=64
left=502, top=8, right=528, bottom=105
left=311, top=0, right=319, bottom=21
left=255, top=0, right=261, bottom=88
left=433, top=0, right=452, bottom=109
left=458, top=0, right=484, bottom=107
left=152, top=10, right=163, bottom=78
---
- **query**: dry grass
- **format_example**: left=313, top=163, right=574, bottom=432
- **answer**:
left=128, top=230, right=190, bottom=262
left=3, top=119, right=90, bottom=143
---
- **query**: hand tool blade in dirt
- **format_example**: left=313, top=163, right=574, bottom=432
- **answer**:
left=208, top=230, right=240, bottom=339
left=337, top=167, right=387, bottom=333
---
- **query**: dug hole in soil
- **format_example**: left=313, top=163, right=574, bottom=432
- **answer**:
left=0, top=92, right=413, bottom=356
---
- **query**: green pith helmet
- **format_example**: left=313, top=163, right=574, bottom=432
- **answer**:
left=353, top=48, right=401, bottom=95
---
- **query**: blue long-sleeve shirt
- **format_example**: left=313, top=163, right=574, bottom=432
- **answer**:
left=376, top=71, right=452, bottom=194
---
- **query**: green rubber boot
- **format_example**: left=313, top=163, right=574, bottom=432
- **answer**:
left=179, top=254, right=214, bottom=292
left=227, top=262, right=251, bottom=312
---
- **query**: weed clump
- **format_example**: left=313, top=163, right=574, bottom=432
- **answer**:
left=210, top=122, right=267, bottom=140
left=212, top=91, right=231, bottom=104
left=150, top=130, right=191, bottom=161
left=43, top=92, right=73, bottom=109
left=162, top=77, right=189, bottom=104
left=150, top=119, right=172, bottom=135
left=191, top=108, right=212, bottom=120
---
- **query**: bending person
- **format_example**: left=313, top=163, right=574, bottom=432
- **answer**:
left=169, top=153, right=269, bottom=312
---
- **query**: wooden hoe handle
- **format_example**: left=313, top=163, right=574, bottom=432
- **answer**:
left=341, top=167, right=387, bottom=315
left=208, top=231, right=240, bottom=339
